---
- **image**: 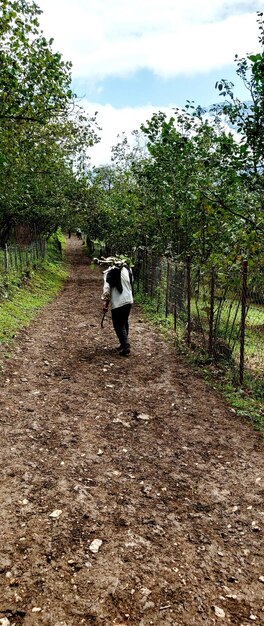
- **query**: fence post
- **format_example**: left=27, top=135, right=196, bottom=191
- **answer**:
left=142, top=249, right=146, bottom=293
left=5, top=243, right=9, bottom=277
left=239, top=259, right=248, bottom=386
left=32, top=242, right=36, bottom=264
left=156, top=256, right=162, bottom=313
left=208, top=266, right=215, bottom=358
left=14, top=246, right=18, bottom=270
left=186, top=255, right=191, bottom=346
left=165, top=257, right=170, bottom=317
left=18, top=247, right=23, bottom=271
left=150, top=252, right=154, bottom=297
left=174, top=260, right=177, bottom=332
left=145, top=249, right=149, bottom=293
left=35, top=238, right=39, bottom=260
left=137, top=252, right=141, bottom=294
left=43, top=238, right=47, bottom=258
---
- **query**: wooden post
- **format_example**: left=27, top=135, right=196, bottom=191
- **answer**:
left=186, top=255, right=191, bottom=346
left=5, top=243, right=9, bottom=276
left=150, top=252, right=154, bottom=297
left=174, top=260, right=177, bottom=332
left=35, top=239, right=39, bottom=260
left=239, top=260, right=248, bottom=386
left=142, top=249, right=146, bottom=293
left=137, top=252, right=140, bottom=294
left=14, top=246, right=18, bottom=270
left=156, top=256, right=162, bottom=313
left=165, top=257, right=170, bottom=317
left=208, top=266, right=215, bottom=358
left=18, top=247, right=23, bottom=271
left=145, top=248, right=148, bottom=293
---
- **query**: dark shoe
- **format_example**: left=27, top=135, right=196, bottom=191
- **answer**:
left=119, top=347, right=130, bottom=356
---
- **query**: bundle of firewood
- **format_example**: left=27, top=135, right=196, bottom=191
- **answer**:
left=93, top=256, right=125, bottom=267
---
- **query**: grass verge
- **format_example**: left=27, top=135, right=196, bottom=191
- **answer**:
left=0, top=234, right=68, bottom=355
left=135, top=290, right=264, bottom=433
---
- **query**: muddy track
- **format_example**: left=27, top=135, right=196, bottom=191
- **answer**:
left=0, top=238, right=263, bottom=626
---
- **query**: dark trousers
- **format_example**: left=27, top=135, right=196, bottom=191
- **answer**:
left=111, top=304, right=132, bottom=349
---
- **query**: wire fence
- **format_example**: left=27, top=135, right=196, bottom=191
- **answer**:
left=134, top=249, right=264, bottom=388
left=0, top=239, right=47, bottom=295
left=2, top=239, right=263, bottom=389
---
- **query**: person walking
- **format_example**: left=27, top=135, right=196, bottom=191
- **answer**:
left=101, top=260, right=133, bottom=356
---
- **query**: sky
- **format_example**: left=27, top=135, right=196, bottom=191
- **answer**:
left=37, top=0, right=263, bottom=165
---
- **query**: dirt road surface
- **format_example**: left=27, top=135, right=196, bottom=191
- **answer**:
left=0, top=239, right=263, bottom=626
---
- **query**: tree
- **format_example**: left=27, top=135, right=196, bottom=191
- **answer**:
left=213, top=10, right=264, bottom=250
left=0, top=0, right=72, bottom=123
left=0, top=0, right=100, bottom=244
left=79, top=13, right=264, bottom=269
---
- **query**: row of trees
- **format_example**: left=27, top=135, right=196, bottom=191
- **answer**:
left=1, top=3, right=263, bottom=274
left=0, top=0, right=99, bottom=245
left=86, top=12, right=264, bottom=270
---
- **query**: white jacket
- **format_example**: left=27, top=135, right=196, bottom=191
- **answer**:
left=102, top=266, right=133, bottom=310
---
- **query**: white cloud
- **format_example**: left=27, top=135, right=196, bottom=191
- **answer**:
left=84, top=99, right=242, bottom=167
left=38, top=0, right=262, bottom=79
left=35, top=2, right=259, bottom=166
left=84, top=101, right=175, bottom=166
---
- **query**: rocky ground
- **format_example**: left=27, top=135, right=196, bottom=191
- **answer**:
left=0, top=238, right=263, bottom=626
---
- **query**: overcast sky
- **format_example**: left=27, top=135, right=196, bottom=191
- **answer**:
left=37, top=0, right=262, bottom=165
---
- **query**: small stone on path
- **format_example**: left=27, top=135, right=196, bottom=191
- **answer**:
left=49, top=509, right=62, bottom=518
left=89, top=538, right=103, bottom=553
left=213, top=606, right=225, bottom=618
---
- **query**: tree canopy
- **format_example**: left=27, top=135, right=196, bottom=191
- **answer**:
left=1, top=3, right=263, bottom=273
left=0, top=0, right=100, bottom=244
left=86, top=13, right=263, bottom=270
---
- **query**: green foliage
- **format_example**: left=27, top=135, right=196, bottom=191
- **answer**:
left=135, top=288, right=264, bottom=431
left=223, top=377, right=264, bottom=432
left=0, top=0, right=72, bottom=123
left=215, top=11, right=264, bottom=168
left=0, top=0, right=100, bottom=244
left=46, top=229, right=65, bottom=261
left=84, top=14, right=263, bottom=273
left=0, top=236, right=67, bottom=347
left=212, top=11, right=264, bottom=251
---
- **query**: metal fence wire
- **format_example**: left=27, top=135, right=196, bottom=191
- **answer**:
left=134, top=249, right=264, bottom=386
left=0, top=239, right=46, bottom=294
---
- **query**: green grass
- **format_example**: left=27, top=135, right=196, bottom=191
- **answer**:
left=0, top=233, right=68, bottom=351
left=137, top=280, right=264, bottom=374
left=135, top=288, right=264, bottom=433
left=223, top=378, right=264, bottom=431
left=190, top=296, right=264, bottom=373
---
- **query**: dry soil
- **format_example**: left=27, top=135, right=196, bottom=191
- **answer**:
left=0, top=238, right=263, bottom=626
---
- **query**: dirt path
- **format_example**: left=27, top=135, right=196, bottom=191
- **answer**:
left=0, top=238, right=263, bottom=626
